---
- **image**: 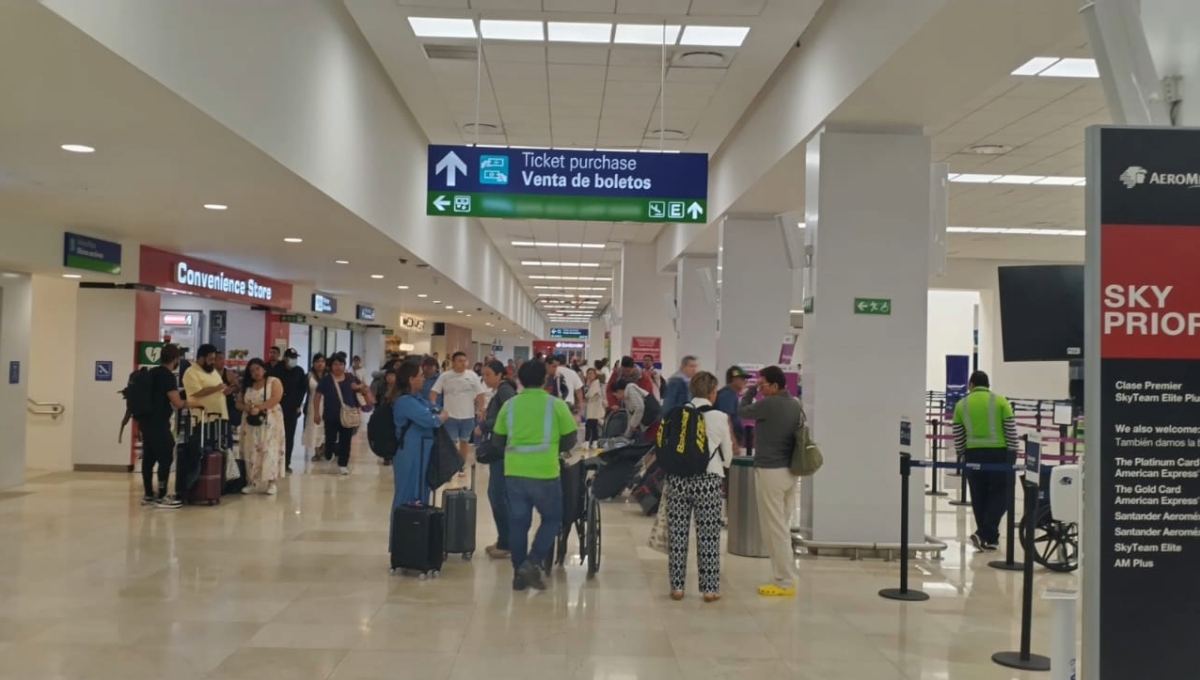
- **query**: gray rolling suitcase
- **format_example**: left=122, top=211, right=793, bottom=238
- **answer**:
left=442, top=464, right=477, bottom=560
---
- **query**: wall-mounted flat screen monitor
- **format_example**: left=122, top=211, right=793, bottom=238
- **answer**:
left=997, top=265, right=1084, bottom=362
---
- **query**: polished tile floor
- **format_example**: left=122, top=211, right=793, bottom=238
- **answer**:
left=1, top=438, right=1079, bottom=679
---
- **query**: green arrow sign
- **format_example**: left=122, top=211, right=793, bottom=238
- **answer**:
left=853, top=298, right=892, bottom=315
left=426, top=192, right=706, bottom=224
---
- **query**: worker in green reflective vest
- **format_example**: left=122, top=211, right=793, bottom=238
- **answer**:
left=951, top=371, right=1019, bottom=552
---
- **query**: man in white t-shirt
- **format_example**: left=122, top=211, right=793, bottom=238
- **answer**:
left=546, top=354, right=584, bottom=422
left=430, top=351, right=488, bottom=471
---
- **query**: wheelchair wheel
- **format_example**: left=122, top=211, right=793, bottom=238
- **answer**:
left=585, top=495, right=601, bottom=578
left=1021, top=512, right=1079, bottom=573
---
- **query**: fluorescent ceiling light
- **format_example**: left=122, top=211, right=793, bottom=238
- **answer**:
left=614, top=23, right=680, bottom=45
left=679, top=25, right=749, bottom=47
left=534, top=286, right=607, bottom=291
left=408, top=17, right=477, bottom=39
left=203, top=203, right=228, bottom=211
left=335, top=259, right=349, bottom=264
left=1039, top=58, right=1099, bottom=78
left=417, top=294, right=428, bottom=298
left=522, top=261, right=601, bottom=267
left=370, top=274, right=384, bottom=279
left=1011, top=57, right=1059, bottom=76
left=284, top=237, right=303, bottom=243
left=950, top=174, right=1003, bottom=184
left=445, top=305, right=454, bottom=309
left=1034, top=176, right=1086, bottom=186
left=947, top=226, right=1085, bottom=236
left=529, top=275, right=613, bottom=281
left=62, top=274, right=82, bottom=279
left=538, top=293, right=603, bottom=298
left=547, top=22, right=612, bottom=43
left=433, top=300, right=442, bottom=304
left=457, top=310, right=464, bottom=314
left=512, top=241, right=606, bottom=249
left=993, top=175, right=1045, bottom=185
left=60, top=144, right=95, bottom=153
left=480, top=19, right=544, bottom=41
left=397, top=285, right=409, bottom=290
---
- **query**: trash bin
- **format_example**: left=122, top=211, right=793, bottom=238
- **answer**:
left=727, top=457, right=768, bottom=558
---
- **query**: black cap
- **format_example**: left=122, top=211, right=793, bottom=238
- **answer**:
left=284, top=348, right=299, bottom=359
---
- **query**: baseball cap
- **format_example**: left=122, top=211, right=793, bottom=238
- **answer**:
left=284, top=348, right=299, bottom=359
left=726, top=366, right=747, bottom=383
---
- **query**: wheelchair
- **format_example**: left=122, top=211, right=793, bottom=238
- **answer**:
left=1019, top=466, right=1079, bottom=573
left=546, top=455, right=603, bottom=578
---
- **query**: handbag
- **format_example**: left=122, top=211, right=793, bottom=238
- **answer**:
left=333, top=377, right=362, bottom=429
left=790, top=403, right=823, bottom=477
left=647, top=480, right=670, bottom=554
left=245, top=384, right=267, bottom=427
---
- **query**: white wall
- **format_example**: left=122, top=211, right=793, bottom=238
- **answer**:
left=72, top=288, right=137, bottom=470
left=619, top=244, right=677, bottom=371
left=925, top=289, right=979, bottom=394
left=26, top=275, right=78, bottom=473
left=716, top=217, right=793, bottom=373
left=160, top=293, right=265, bottom=358
left=675, top=256, right=719, bottom=373
left=0, top=275, right=33, bottom=489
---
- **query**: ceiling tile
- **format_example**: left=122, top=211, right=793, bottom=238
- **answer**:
left=397, top=0, right=470, bottom=7
left=549, top=64, right=609, bottom=81
left=666, top=66, right=728, bottom=84
left=545, top=0, right=617, bottom=10
left=616, top=0, right=691, bottom=14
left=608, top=47, right=672, bottom=67
left=606, top=65, right=664, bottom=82
left=547, top=45, right=611, bottom=65
left=484, top=44, right=547, bottom=64
left=688, top=0, right=767, bottom=16
left=469, top=0, right=542, bottom=8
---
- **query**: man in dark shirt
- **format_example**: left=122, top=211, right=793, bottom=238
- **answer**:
left=714, top=366, right=749, bottom=453
left=272, top=348, right=309, bottom=473
left=138, top=343, right=197, bottom=508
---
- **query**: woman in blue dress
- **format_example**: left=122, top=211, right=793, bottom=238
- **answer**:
left=392, top=360, right=448, bottom=515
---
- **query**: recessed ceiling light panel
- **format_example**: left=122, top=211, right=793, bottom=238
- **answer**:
left=1039, top=58, right=1099, bottom=78
left=679, top=25, right=749, bottom=47
left=480, top=19, right=544, bottom=41
left=284, top=237, right=303, bottom=243
left=203, top=203, right=228, bottom=211
left=60, top=144, right=95, bottom=153
left=547, top=22, right=611, bottom=43
left=1010, top=56, right=1059, bottom=76
left=335, top=259, right=350, bottom=264
left=370, top=274, right=384, bottom=279
left=408, top=17, right=477, bottom=39
left=614, top=23, right=681, bottom=45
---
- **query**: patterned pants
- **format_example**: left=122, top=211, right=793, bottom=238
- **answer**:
left=666, top=473, right=724, bottom=594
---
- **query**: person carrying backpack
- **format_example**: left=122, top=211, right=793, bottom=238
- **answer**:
left=655, top=371, right=731, bottom=602
left=126, top=344, right=200, bottom=508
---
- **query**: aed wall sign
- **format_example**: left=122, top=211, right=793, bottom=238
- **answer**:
left=1085, top=125, right=1200, bottom=680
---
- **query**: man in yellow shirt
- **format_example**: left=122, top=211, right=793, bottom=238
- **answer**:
left=183, top=344, right=232, bottom=423
left=493, top=360, right=578, bottom=591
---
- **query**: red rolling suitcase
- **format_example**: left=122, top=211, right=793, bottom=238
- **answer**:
left=188, top=419, right=223, bottom=506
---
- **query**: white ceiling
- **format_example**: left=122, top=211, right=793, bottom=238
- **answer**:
left=0, top=1, right=525, bottom=337
left=345, top=0, right=823, bottom=314
left=719, top=27, right=1100, bottom=264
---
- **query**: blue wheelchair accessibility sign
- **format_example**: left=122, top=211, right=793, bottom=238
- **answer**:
left=95, top=360, right=113, bottom=382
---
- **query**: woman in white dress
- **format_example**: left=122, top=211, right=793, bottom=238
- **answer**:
left=236, top=358, right=286, bottom=494
left=305, top=353, right=327, bottom=460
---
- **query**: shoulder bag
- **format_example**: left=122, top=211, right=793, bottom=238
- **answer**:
left=245, top=383, right=268, bottom=427
left=334, top=377, right=362, bottom=429
left=790, top=400, right=823, bottom=477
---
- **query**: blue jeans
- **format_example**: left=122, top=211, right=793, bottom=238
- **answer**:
left=488, top=460, right=510, bottom=551
left=506, top=475, right=563, bottom=570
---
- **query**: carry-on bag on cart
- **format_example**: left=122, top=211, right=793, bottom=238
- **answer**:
left=188, top=419, right=223, bottom=506
left=442, top=464, right=478, bottom=560
left=602, top=410, right=628, bottom=440
left=390, top=504, right=445, bottom=577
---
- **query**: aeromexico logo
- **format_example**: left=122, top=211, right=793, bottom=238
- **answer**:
left=1120, top=165, right=1200, bottom=189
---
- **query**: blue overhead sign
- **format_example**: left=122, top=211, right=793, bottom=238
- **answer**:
left=425, top=145, right=709, bottom=224
left=64, top=232, right=122, bottom=275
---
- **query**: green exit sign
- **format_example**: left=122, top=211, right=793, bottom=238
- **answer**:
left=853, top=298, right=892, bottom=315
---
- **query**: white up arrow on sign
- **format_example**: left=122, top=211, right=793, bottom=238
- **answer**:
left=433, top=195, right=451, bottom=212
left=686, top=202, right=704, bottom=220
left=435, top=151, right=468, bottom=188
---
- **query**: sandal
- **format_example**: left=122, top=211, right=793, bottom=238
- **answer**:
left=703, top=593, right=721, bottom=603
left=670, top=590, right=685, bottom=601
left=757, top=584, right=796, bottom=597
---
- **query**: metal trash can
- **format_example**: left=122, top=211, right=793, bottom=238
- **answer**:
left=727, top=457, right=768, bottom=558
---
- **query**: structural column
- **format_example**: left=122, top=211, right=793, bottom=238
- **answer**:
left=800, top=129, right=931, bottom=545
left=675, top=256, right=718, bottom=373
left=617, top=244, right=676, bottom=370
left=716, top=217, right=793, bottom=372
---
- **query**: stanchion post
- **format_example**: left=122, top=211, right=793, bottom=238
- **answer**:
left=927, top=419, right=947, bottom=497
left=949, top=449, right=971, bottom=506
left=989, top=465, right=1023, bottom=571
left=992, top=476, right=1051, bottom=671
left=879, top=453, right=930, bottom=602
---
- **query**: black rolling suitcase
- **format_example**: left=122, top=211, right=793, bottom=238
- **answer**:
left=443, top=464, right=477, bottom=560
left=390, top=504, right=445, bottom=578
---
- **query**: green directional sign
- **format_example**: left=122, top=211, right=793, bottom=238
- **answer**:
left=426, top=145, right=708, bottom=224
left=853, top=298, right=892, bottom=316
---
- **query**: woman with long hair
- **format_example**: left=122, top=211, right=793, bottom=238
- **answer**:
left=391, top=361, right=448, bottom=514
left=236, top=358, right=286, bottom=495
left=313, top=354, right=374, bottom=475
left=305, top=353, right=327, bottom=461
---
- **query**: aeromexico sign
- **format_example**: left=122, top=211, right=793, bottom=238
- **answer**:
left=176, top=261, right=274, bottom=301
left=139, top=246, right=293, bottom=309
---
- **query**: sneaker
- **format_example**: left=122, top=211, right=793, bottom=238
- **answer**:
left=512, top=573, right=528, bottom=592
left=241, top=486, right=254, bottom=495
left=519, top=561, right=546, bottom=591
left=285, top=467, right=293, bottom=474
left=141, top=495, right=156, bottom=506
left=485, top=544, right=511, bottom=560
left=266, top=483, right=278, bottom=496
left=969, top=533, right=985, bottom=551
left=155, top=496, right=183, bottom=509
left=984, top=541, right=1000, bottom=552
left=756, top=584, right=796, bottom=597
left=339, top=466, right=350, bottom=476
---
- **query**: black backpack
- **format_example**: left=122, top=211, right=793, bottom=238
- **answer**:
left=123, top=368, right=156, bottom=422
left=641, top=392, right=662, bottom=426
left=367, top=401, right=398, bottom=459
left=655, top=404, right=719, bottom=477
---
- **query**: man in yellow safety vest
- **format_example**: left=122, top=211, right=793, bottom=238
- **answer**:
left=952, top=371, right=1019, bottom=552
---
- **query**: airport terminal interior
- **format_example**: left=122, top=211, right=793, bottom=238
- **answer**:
left=2, top=0, right=1198, bottom=678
